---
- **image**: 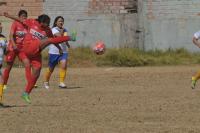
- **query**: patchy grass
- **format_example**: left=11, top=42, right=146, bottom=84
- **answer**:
left=13, top=47, right=200, bottom=67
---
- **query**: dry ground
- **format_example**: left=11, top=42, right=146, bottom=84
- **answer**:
left=0, top=66, right=200, bottom=133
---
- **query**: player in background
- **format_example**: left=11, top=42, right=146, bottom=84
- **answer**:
left=3, top=10, right=31, bottom=90
left=44, top=16, right=70, bottom=89
left=191, top=31, right=200, bottom=89
left=0, top=22, right=8, bottom=104
left=3, top=12, right=77, bottom=104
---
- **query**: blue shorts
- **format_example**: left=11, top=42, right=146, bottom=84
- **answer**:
left=48, top=53, right=68, bottom=68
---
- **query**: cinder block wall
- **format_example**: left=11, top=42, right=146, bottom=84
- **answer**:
left=0, top=0, right=138, bottom=48
left=44, top=0, right=138, bottom=48
left=139, top=0, right=200, bottom=52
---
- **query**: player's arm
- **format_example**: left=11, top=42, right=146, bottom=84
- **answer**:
left=3, top=12, right=21, bottom=23
left=54, top=29, right=70, bottom=48
left=3, top=12, right=28, bottom=29
left=193, top=31, right=200, bottom=48
left=47, top=28, right=63, bottom=54
left=9, top=22, right=17, bottom=50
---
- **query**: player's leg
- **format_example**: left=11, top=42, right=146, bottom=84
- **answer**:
left=0, top=64, right=4, bottom=104
left=44, top=54, right=58, bottom=89
left=191, top=71, right=200, bottom=89
left=18, top=52, right=38, bottom=88
left=3, top=50, right=16, bottom=90
left=22, top=56, right=42, bottom=104
left=39, top=31, right=77, bottom=50
left=58, top=53, right=68, bottom=88
left=18, top=52, right=31, bottom=83
left=0, top=48, right=4, bottom=103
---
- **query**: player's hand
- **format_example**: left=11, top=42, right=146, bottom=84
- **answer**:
left=197, top=13, right=200, bottom=16
left=70, top=30, right=77, bottom=41
left=3, top=12, right=9, bottom=17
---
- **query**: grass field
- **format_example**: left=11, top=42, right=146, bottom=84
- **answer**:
left=1, top=66, right=200, bottom=133
left=40, top=48, right=200, bottom=67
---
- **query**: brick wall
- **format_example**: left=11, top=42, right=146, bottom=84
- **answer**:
left=88, top=0, right=137, bottom=14
left=0, top=0, right=43, bottom=17
left=0, top=0, right=43, bottom=37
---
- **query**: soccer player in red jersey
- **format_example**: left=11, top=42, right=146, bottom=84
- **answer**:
left=3, top=10, right=30, bottom=91
left=3, top=12, right=77, bottom=103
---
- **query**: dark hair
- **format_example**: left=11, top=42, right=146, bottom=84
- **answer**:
left=52, top=16, right=64, bottom=28
left=18, top=10, right=28, bottom=17
left=37, top=14, right=50, bottom=26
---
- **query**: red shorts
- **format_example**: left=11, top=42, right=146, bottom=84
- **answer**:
left=23, top=40, right=41, bottom=58
left=5, top=50, right=27, bottom=62
left=30, top=54, right=42, bottom=69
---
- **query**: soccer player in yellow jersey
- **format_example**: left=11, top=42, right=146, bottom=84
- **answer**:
left=192, top=31, right=200, bottom=89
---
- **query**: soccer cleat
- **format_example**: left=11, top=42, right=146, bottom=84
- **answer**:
left=44, top=82, right=50, bottom=89
left=21, top=92, right=31, bottom=104
left=34, top=84, right=38, bottom=88
left=191, top=78, right=197, bottom=89
left=59, top=82, right=67, bottom=88
left=3, top=85, right=7, bottom=90
left=70, top=30, right=77, bottom=41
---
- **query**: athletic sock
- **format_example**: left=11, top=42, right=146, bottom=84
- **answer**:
left=25, top=66, right=31, bottom=83
left=0, top=84, right=3, bottom=101
left=25, top=75, right=38, bottom=94
left=45, top=68, right=52, bottom=82
left=3, top=68, right=10, bottom=85
left=59, top=68, right=66, bottom=83
left=192, top=71, right=200, bottom=81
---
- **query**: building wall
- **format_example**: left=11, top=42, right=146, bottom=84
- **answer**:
left=139, top=0, right=200, bottom=52
left=44, top=0, right=138, bottom=48
left=0, top=0, right=43, bottom=37
left=0, top=0, right=137, bottom=48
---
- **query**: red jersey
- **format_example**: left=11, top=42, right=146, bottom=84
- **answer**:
left=10, top=21, right=27, bottom=44
left=23, top=19, right=53, bottom=42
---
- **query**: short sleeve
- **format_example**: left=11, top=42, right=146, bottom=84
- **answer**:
left=52, top=27, right=60, bottom=35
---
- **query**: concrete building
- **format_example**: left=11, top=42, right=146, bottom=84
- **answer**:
left=0, top=0, right=199, bottom=51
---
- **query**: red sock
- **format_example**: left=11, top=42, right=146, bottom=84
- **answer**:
left=3, top=68, right=11, bottom=85
left=25, top=66, right=31, bottom=83
left=25, top=75, right=38, bottom=94
left=49, top=36, right=71, bottom=44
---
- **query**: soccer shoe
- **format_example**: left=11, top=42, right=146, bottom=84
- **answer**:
left=21, top=92, right=31, bottom=104
left=3, top=85, right=7, bottom=90
left=43, top=82, right=50, bottom=89
left=70, top=30, right=77, bottom=41
left=34, top=84, right=38, bottom=88
left=59, top=82, right=67, bottom=88
left=191, top=78, right=197, bottom=89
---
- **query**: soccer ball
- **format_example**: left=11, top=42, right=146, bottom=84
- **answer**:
left=93, top=41, right=106, bottom=55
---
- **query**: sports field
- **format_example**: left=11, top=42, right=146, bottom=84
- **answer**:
left=0, top=66, right=200, bottom=133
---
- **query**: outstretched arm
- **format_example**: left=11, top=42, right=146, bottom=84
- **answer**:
left=3, top=12, right=22, bottom=23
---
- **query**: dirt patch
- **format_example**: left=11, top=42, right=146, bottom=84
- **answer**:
left=0, top=66, right=200, bottom=133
